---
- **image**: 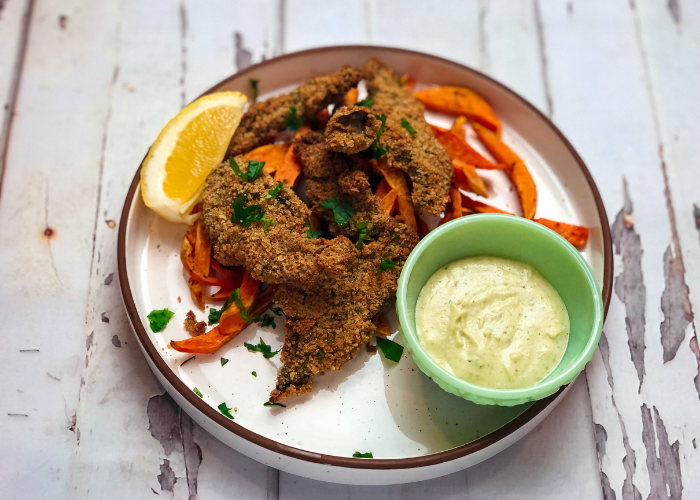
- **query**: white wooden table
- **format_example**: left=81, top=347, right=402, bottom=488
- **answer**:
left=1, top=1, right=698, bottom=498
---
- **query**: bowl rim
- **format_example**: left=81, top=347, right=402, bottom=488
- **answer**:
left=396, top=214, right=604, bottom=403
left=117, top=44, right=614, bottom=470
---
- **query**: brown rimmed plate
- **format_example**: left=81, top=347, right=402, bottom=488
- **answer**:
left=118, top=46, right=612, bottom=485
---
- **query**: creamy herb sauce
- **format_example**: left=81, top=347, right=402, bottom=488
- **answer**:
left=416, top=256, right=569, bottom=389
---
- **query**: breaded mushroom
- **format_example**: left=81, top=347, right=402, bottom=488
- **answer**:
left=324, top=106, right=380, bottom=154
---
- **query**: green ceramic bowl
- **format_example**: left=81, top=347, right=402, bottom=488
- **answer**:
left=397, top=214, right=603, bottom=406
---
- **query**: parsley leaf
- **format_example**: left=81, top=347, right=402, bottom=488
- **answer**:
left=353, top=452, right=373, bottom=458
left=193, top=387, right=203, bottom=398
left=321, top=196, right=355, bottom=226
left=250, top=79, right=259, bottom=102
left=370, top=114, right=388, bottom=159
left=401, top=118, right=417, bottom=137
left=221, top=357, right=229, bottom=367
left=147, top=308, right=174, bottom=332
left=244, top=338, right=280, bottom=359
left=265, top=181, right=284, bottom=199
left=286, top=106, right=303, bottom=132
left=232, top=288, right=251, bottom=321
left=318, top=348, right=325, bottom=362
left=376, top=336, right=404, bottom=362
left=218, top=402, right=234, bottom=419
left=252, top=371, right=257, bottom=377
left=229, top=157, right=264, bottom=182
left=231, top=192, right=265, bottom=226
left=270, top=306, right=283, bottom=316
left=208, top=289, right=238, bottom=324
left=355, top=97, right=373, bottom=107
left=355, top=221, right=369, bottom=248
left=377, top=255, right=397, bottom=273
left=253, top=314, right=276, bottom=329
left=264, top=401, right=286, bottom=407
left=306, top=228, right=324, bottom=239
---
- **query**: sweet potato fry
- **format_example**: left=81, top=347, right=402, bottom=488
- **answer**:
left=429, top=124, right=501, bottom=170
left=535, top=218, right=589, bottom=248
left=381, top=188, right=399, bottom=216
left=453, top=159, right=488, bottom=198
left=375, top=178, right=392, bottom=198
left=400, top=74, right=416, bottom=91
left=374, top=162, right=417, bottom=230
left=460, top=195, right=512, bottom=215
left=275, top=126, right=311, bottom=186
left=374, top=314, right=391, bottom=336
left=417, top=217, right=430, bottom=238
left=450, top=116, right=468, bottom=137
left=344, top=87, right=358, bottom=107
left=245, top=144, right=290, bottom=175
left=415, top=86, right=501, bottom=134
left=472, top=123, right=537, bottom=219
left=449, top=187, right=463, bottom=220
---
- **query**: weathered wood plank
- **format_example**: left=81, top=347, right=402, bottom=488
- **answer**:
left=67, top=1, right=278, bottom=499
left=539, top=0, right=700, bottom=497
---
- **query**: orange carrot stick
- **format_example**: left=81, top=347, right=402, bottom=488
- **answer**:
left=472, top=123, right=537, bottom=219
left=245, top=144, right=290, bottom=175
left=415, top=87, right=501, bottom=134
left=429, top=124, right=502, bottom=170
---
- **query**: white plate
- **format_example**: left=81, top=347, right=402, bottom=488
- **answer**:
left=118, top=46, right=612, bottom=485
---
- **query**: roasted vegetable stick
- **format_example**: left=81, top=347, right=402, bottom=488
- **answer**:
left=374, top=163, right=417, bottom=230
left=450, top=115, right=468, bottom=137
left=449, top=187, right=463, bottom=220
left=453, top=159, right=488, bottom=198
left=472, top=123, right=537, bottom=219
left=415, top=86, right=501, bottom=134
left=245, top=144, right=290, bottom=175
left=535, top=218, right=589, bottom=248
left=375, top=178, right=392, bottom=198
left=429, top=124, right=501, bottom=170
left=344, top=87, right=358, bottom=107
left=275, top=126, right=311, bottom=186
left=374, top=315, right=391, bottom=336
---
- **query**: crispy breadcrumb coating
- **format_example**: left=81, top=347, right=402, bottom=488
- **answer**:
left=226, top=67, right=363, bottom=157
left=362, top=58, right=453, bottom=215
left=184, top=310, right=206, bottom=336
left=324, top=106, right=380, bottom=154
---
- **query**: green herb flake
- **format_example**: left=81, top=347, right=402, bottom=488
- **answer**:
left=229, top=157, right=264, bottom=182
left=286, top=106, right=303, bottom=132
left=270, top=306, right=283, bottom=316
left=231, top=192, right=265, bottom=227
left=218, top=402, right=235, bottom=419
left=355, top=221, right=369, bottom=248
left=208, top=289, right=238, bottom=325
left=321, top=196, right=355, bottom=226
left=193, top=387, right=203, bottom=398
left=377, top=255, right=397, bottom=273
left=265, top=181, right=284, bottom=199
left=264, top=401, right=286, bottom=407
left=355, top=97, right=373, bottom=107
left=306, top=228, right=324, bottom=239
left=250, top=79, right=259, bottom=102
left=252, top=371, right=257, bottom=377
left=401, top=118, right=417, bottom=137
left=253, top=314, right=276, bottom=329
left=376, top=336, right=404, bottom=363
left=317, top=348, right=325, bottom=362
left=232, top=288, right=251, bottom=322
left=352, top=451, right=373, bottom=458
left=370, top=114, right=388, bottom=159
left=221, top=357, right=229, bottom=367
left=147, top=308, right=174, bottom=332
left=244, top=338, right=280, bottom=359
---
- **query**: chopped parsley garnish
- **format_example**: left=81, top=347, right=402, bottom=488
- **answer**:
left=253, top=314, right=276, bottom=329
left=317, top=348, right=325, bottom=362
left=286, top=106, right=303, bottom=132
left=306, top=228, right=324, bottom=239
left=232, top=288, right=251, bottom=321
left=370, top=114, right=388, bottom=159
left=265, top=181, right=284, bottom=199
left=250, top=79, right=259, bottom=102
left=355, top=221, right=369, bottom=248
left=229, top=157, right=264, bottom=182
left=401, top=118, right=417, bottom=137
left=264, top=401, right=286, bottom=407
left=231, top=191, right=276, bottom=229
left=377, top=255, right=397, bottom=273
left=355, top=97, right=373, bottom=107
left=244, top=338, right=280, bottom=358
left=193, top=387, right=203, bottom=398
left=147, top=308, right=174, bottom=332
left=321, top=196, right=355, bottom=226
left=218, top=402, right=234, bottom=419
left=270, top=306, right=283, bottom=316
left=252, top=371, right=257, bottom=377
left=208, top=289, right=238, bottom=324
left=221, top=357, right=229, bottom=367
left=352, top=452, right=373, bottom=458
left=376, top=336, right=404, bottom=362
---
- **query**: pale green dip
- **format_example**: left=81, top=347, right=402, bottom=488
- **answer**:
left=415, top=256, right=569, bottom=389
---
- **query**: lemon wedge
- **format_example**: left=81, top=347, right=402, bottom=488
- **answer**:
left=140, top=91, right=247, bottom=223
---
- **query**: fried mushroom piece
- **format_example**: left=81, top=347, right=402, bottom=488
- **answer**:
left=362, top=58, right=453, bottom=215
left=201, top=157, right=357, bottom=287
left=269, top=218, right=418, bottom=402
left=184, top=310, right=206, bottom=337
left=226, top=67, right=363, bottom=157
left=324, top=106, right=380, bottom=154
